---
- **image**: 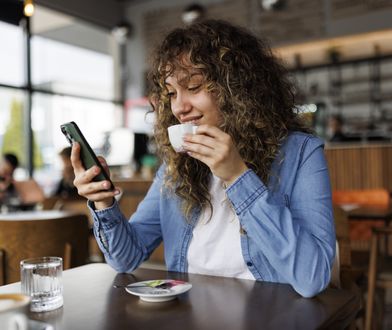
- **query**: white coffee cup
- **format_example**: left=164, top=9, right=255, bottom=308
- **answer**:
left=0, top=294, right=30, bottom=330
left=168, top=123, right=198, bottom=153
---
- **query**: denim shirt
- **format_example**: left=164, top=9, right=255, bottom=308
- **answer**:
left=90, top=132, right=335, bottom=298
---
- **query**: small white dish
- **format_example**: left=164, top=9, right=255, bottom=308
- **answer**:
left=125, top=279, right=192, bottom=303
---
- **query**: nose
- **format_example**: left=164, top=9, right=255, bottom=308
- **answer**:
left=171, top=91, right=192, bottom=118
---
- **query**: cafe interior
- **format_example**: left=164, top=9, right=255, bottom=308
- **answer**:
left=1, top=0, right=392, bottom=329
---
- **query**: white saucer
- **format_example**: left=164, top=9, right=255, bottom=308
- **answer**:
left=125, top=279, right=192, bottom=303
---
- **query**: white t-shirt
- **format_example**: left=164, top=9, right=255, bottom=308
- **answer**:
left=187, top=175, right=255, bottom=280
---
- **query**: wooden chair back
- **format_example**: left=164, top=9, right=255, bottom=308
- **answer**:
left=332, top=189, right=390, bottom=251
left=114, top=179, right=152, bottom=218
left=365, top=227, right=392, bottom=330
left=0, top=212, right=89, bottom=285
left=54, top=199, right=92, bottom=224
left=332, top=189, right=390, bottom=207
left=52, top=199, right=103, bottom=262
left=113, top=179, right=165, bottom=267
left=333, top=206, right=352, bottom=267
left=333, top=206, right=367, bottom=328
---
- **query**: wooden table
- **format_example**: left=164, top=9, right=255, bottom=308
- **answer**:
left=0, top=263, right=360, bottom=330
left=346, top=205, right=392, bottom=252
left=346, top=205, right=392, bottom=226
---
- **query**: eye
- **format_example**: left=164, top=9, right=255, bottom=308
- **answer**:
left=188, top=85, right=201, bottom=92
left=167, top=91, right=176, bottom=98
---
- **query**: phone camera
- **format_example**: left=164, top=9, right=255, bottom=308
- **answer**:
left=61, top=127, right=73, bottom=144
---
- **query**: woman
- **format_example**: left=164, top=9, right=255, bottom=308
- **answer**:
left=71, top=19, right=335, bottom=298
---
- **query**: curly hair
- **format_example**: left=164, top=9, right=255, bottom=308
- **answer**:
left=148, top=19, right=311, bottom=220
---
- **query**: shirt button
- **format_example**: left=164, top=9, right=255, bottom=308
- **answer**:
left=246, top=262, right=253, bottom=267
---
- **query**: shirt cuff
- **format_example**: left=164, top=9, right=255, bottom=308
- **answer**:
left=87, top=199, right=123, bottom=230
left=225, top=169, right=267, bottom=214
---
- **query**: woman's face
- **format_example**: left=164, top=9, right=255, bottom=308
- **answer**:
left=165, top=70, right=221, bottom=127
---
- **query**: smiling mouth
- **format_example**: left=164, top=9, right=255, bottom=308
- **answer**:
left=182, top=116, right=202, bottom=125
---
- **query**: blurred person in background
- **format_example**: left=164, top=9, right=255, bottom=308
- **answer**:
left=53, top=147, right=78, bottom=199
left=0, top=153, right=19, bottom=205
left=327, top=114, right=349, bottom=142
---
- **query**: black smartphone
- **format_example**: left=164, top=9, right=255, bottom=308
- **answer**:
left=60, top=121, right=114, bottom=190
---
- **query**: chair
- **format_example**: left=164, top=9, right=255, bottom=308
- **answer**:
left=53, top=198, right=103, bottom=263
left=0, top=212, right=89, bottom=285
left=333, top=206, right=366, bottom=329
left=114, top=179, right=152, bottom=218
left=334, top=205, right=352, bottom=269
left=40, top=196, right=62, bottom=210
left=114, top=179, right=165, bottom=267
left=332, top=189, right=390, bottom=207
left=365, top=227, right=392, bottom=330
left=332, top=189, right=390, bottom=252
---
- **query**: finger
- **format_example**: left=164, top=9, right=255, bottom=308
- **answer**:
left=97, top=156, right=107, bottom=167
left=97, top=156, right=110, bottom=175
left=183, top=134, right=216, bottom=150
left=74, top=165, right=101, bottom=186
left=183, top=141, right=216, bottom=158
left=78, top=179, right=114, bottom=195
left=186, top=149, right=212, bottom=168
left=70, top=142, right=84, bottom=172
left=193, top=125, right=225, bottom=138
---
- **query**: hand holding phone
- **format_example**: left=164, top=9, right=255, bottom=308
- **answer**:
left=60, top=121, right=114, bottom=191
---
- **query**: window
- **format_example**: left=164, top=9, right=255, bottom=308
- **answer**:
left=0, top=87, right=28, bottom=179
left=0, top=21, right=24, bottom=86
left=32, top=36, right=114, bottom=100
left=0, top=5, right=122, bottom=195
left=32, top=93, right=122, bottom=195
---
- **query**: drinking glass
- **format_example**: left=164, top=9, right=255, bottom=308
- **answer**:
left=20, top=257, right=63, bottom=312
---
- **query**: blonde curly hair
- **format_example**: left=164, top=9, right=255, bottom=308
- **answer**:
left=148, top=19, right=311, bottom=219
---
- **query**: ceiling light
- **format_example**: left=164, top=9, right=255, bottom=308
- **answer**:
left=24, top=0, right=34, bottom=17
left=261, top=0, right=286, bottom=11
left=181, top=3, right=205, bottom=25
left=112, top=21, right=132, bottom=44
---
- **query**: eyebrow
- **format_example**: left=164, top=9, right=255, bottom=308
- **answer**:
left=165, top=72, right=203, bottom=86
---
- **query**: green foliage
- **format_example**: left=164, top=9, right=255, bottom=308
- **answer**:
left=1, top=99, right=43, bottom=168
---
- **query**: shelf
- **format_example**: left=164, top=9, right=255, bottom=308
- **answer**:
left=307, top=90, right=392, bottom=105
left=329, top=73, right=392, bottom=86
